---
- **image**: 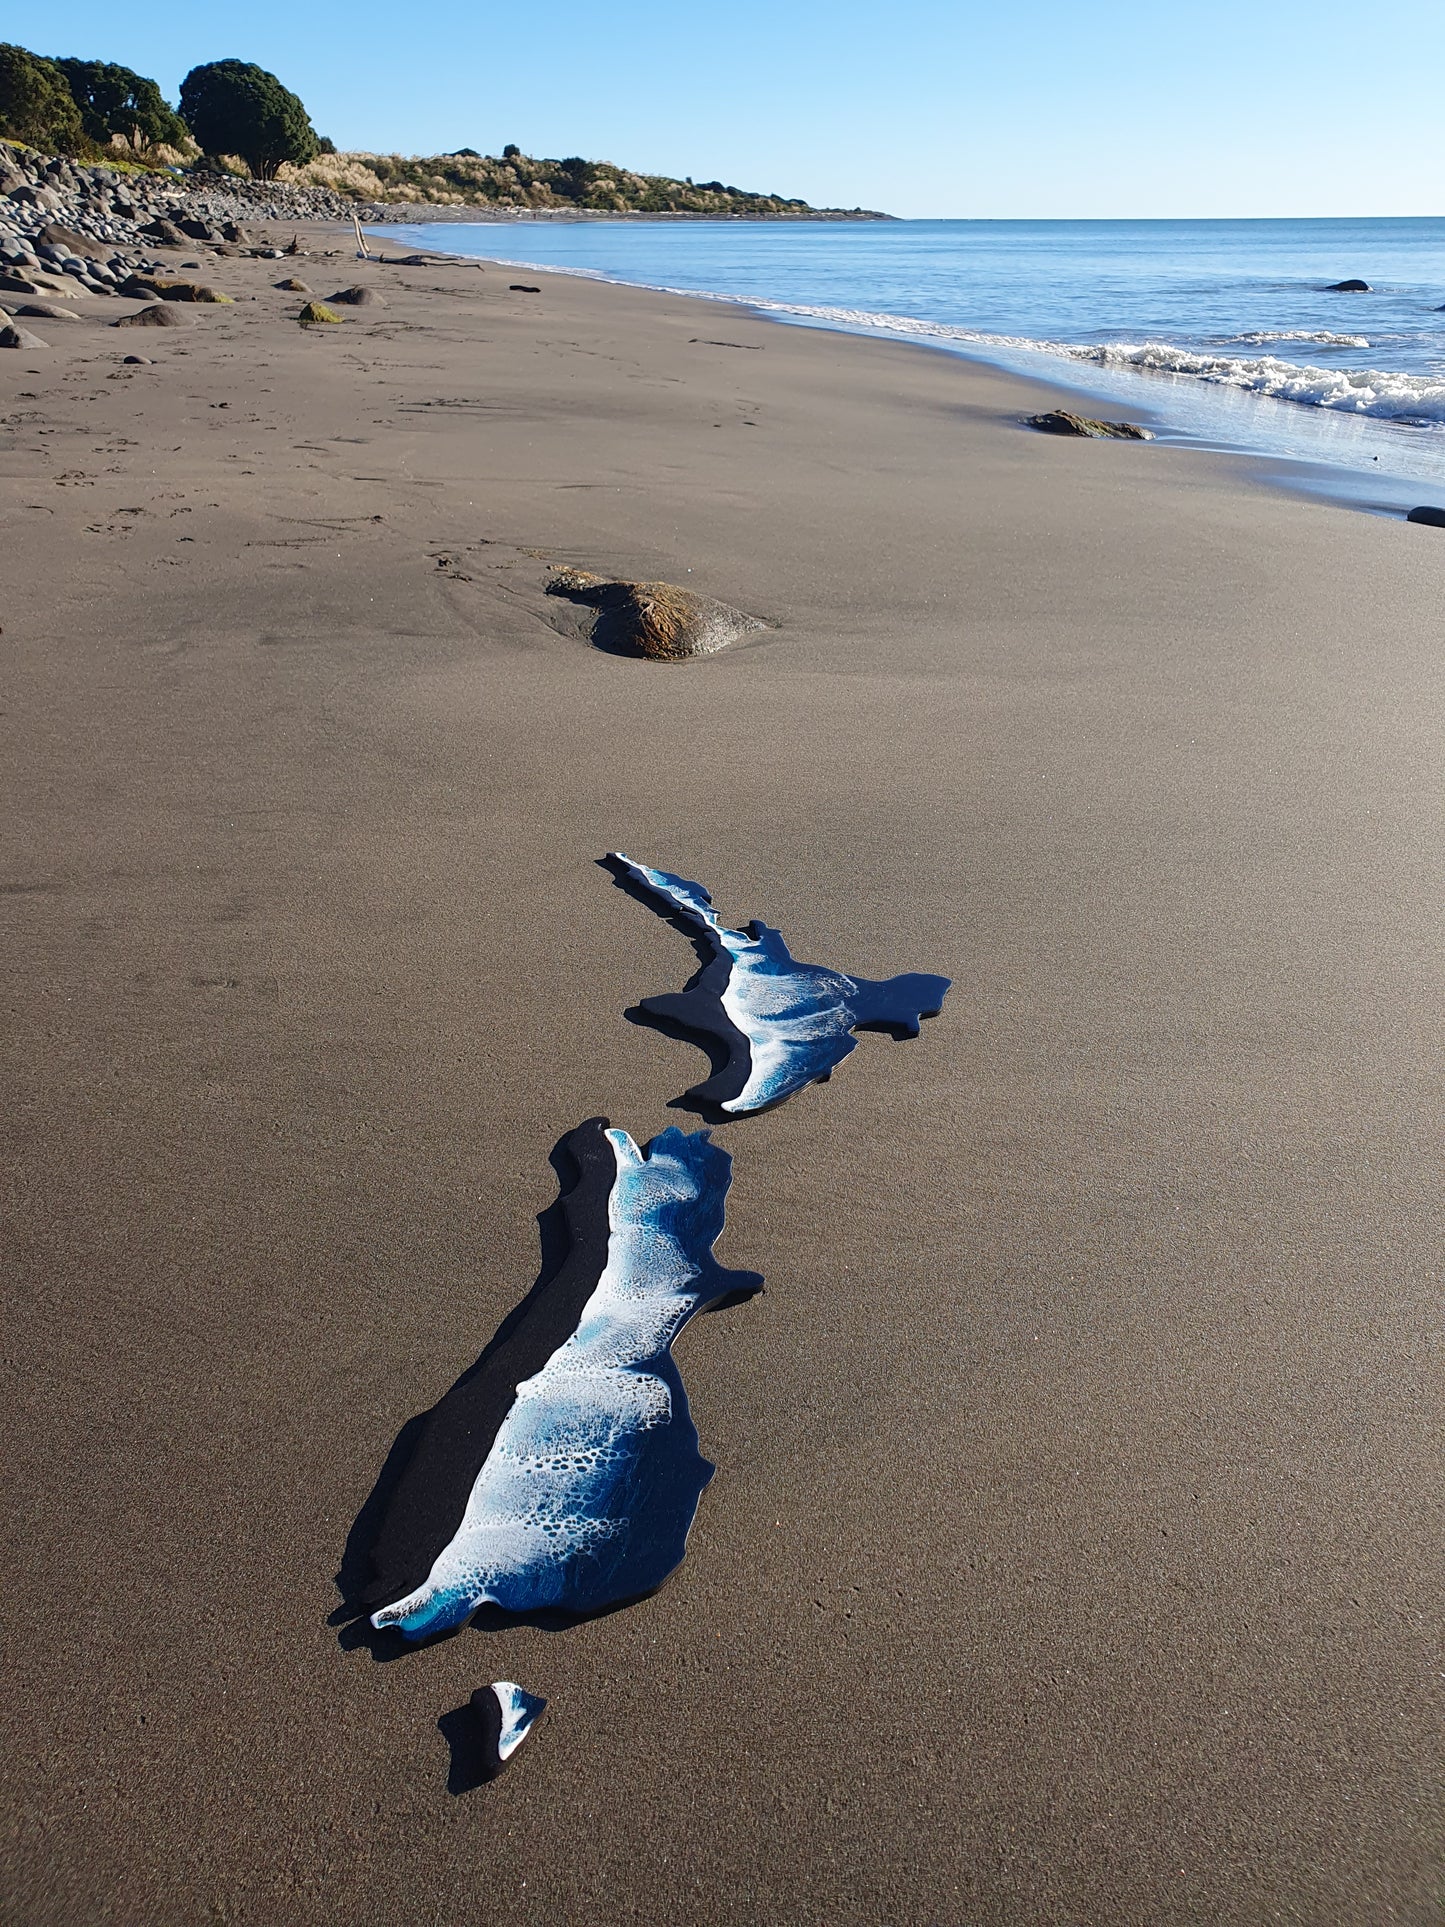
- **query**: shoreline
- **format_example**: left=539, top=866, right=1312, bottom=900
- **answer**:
left=4, top=221, right=1442, bottom=1925
left=373, top=219, right=1445, bottom=517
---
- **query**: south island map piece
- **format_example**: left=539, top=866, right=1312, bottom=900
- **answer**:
left=369, top=1119, right=761, bottom=1641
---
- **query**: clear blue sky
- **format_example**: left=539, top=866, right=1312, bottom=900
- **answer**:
left=13, top=0, right=1444, bottom=218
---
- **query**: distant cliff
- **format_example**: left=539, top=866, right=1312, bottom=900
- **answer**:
left=281, top=147, right=887, bottom=218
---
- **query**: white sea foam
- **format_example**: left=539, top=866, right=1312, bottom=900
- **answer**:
left=731, top=300, right=1445, bottom=426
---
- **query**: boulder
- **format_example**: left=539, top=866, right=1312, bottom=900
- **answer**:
left=119, top=276, right=233, bottom=304
left=1325, top=278, right=1371, bottom=292
left=141, top=218, right=187, bottom=246
left=546, top=567, right=764, bottom=661
left=1405, top=505, right=1445, bottom=529
left=7, top=185, right=62, bottom=211
left=15, top=302, right=80, bottom=322
left=0, top=323, right=48, bottom=350
left=274, top=277, right=311, bottom=293
left=327, top=285, right=384, bottom=307
left=297, top=301, right=344, bottom=325
left=35, top=224, right=109, bottom=262
left=1027, top=410, right=1154, bottom=440
left=113, top=304, right=184, bottom=329
left=0, top=273, right=43, bottom=297
left=122, top=354, right=152, bottom=365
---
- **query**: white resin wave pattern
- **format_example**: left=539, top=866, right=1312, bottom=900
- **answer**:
left=370, top=1124, right=753, bottom=1638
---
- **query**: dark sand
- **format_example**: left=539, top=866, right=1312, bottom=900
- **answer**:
left=2, top=232, right=1441, bottom=1926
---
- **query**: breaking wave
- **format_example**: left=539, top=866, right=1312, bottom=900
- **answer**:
left=729, top=299, right=1445, bottom=427
left=1218, top=329, right=1371, bottom=347
left=408, top=237, right=1445, bottom=433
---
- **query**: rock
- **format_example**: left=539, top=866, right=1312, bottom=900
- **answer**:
left=1405, top=505, right=1445, bottom=528
left=7, top=185, right=63, bottom=211
left=509, top=283, right=542, bottom=293
left=122, top=354, right=152, bottom=364
left=547, top=567, right=764, bottom=661
left=327, top=285, right=384, bottom=307
left=35, top=224, right=109, bottom=261
left=15, top=302, right=80, bottom=322
left=0, top=273, right=43, bottom=296
left=0, top=323, right=48, bottom=350
left=113, top=304, right=184, bottom=329
left=141, top=218, right=187, bottom=246
left=119, top=276, right=233, bottom=304
left=1325, top=278, right=1371, bottom=292
left=274, top=276, right=311, bottom=293
left=297, top=301, right=344, bottom=325
left=1026, top=410, right=1154, bottom=440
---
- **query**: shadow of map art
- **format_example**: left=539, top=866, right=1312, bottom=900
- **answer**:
left=367, top=1119, right=762, bottom=1642
left=607, top=854, right=952, bottom=1114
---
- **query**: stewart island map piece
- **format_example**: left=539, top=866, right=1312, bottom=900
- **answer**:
left=369, top=1120, right=761, bottom=1641
left=608, top=854, right=952, bottom=1114
left=472, top=1682, right=547, bottom=1779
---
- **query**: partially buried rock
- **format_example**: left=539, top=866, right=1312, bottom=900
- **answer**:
left=114, top=304, right=184, bottom=329
left=0, top=323, right=47, bottom=351
left=547, top=567, right=764, bottom=661
left=120, top=276, right=232, bottom=304
left=122, top=354, right=152, bottom=365
left=1027, top=410, right=1154, bottom=440
left=1326, top=278, right=1371, bottom=292
left=1406, top=505, right=1445, bottom=528
left=16, top=302, right=79, bottom=322
left=298, top=301, right=344, bottom=326
left=274, top=277, right=311, bottom=293
left=327, top=285, right=383, bottom=307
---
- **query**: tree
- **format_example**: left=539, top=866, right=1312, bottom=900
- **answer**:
left=55, top=58, right=186, bottom=150
left=0, top=43, right=86, bottom=153
left=502, top=143, right=521, bottom=159
left=178, top=59, right=318, bottom=179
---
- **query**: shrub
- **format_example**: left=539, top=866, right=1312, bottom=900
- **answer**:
left=178, top=59, right=318, bottom=179
left=0, top=42, right=87, bottom=152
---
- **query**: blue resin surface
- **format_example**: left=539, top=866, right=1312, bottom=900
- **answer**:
left=370, top=1125, right=760, bottom=1640
left=610, top=854, right=951, bottom=1113
left=491, top=1681, right=546, bottom=1763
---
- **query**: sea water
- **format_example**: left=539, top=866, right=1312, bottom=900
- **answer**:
left=389, top=216, right=1445, bottom=504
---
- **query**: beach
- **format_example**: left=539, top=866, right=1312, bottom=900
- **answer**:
left=2, top=227, right=1441, bottom=1925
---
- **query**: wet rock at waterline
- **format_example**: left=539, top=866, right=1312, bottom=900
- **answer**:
left=1406, top=505, right=1445, bottom=528
left=547, top=567, right=763, bottom=660
left=1027, top=410, right=1154, bottom=440
left=1325, top=278, right=1371, bottom=292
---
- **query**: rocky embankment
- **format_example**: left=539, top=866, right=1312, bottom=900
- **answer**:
left=0, top=144, right=377, bottom=299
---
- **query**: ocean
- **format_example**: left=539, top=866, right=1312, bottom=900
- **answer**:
left=389, top=215, right=1445, bottom=505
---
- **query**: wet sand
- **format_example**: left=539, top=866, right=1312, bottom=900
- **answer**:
left=2, top=229, right=1441, bottom=1926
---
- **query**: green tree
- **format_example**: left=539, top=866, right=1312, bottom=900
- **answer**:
left=0, top=42, right=86, bottom=153
left=55, top=58, right=186, bottom=149
left=178, top=59, right=318, bottom=179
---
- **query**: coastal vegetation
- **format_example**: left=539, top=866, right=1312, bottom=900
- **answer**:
left=0, top=39, right=875, bottom=214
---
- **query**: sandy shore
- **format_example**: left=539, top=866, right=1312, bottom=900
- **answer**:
left=2, top=226, right=1441, bottom=1926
